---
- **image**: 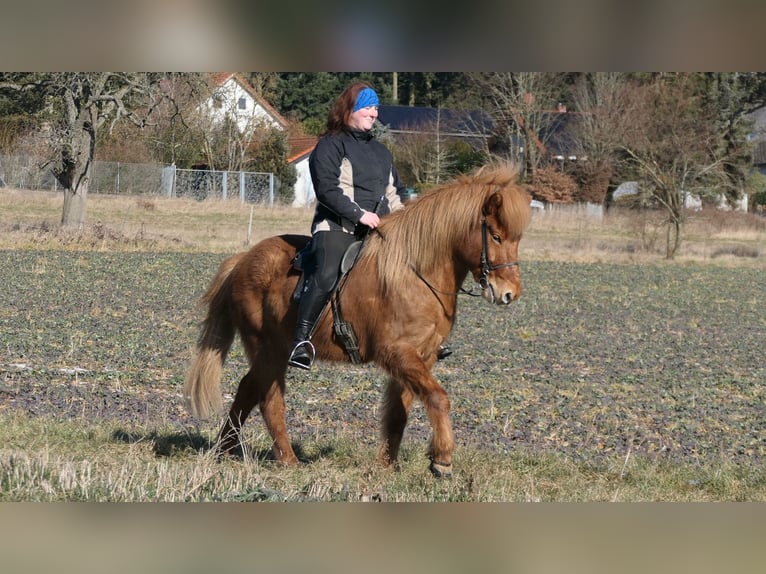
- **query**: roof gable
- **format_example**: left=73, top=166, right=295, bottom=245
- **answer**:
left=207, top=72, right=290, bottom=131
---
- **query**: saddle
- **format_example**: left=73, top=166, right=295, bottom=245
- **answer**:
left=292, top=239, right=364, bottom=364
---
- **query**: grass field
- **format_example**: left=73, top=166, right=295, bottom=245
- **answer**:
left=1, top=189, right=764, bottom=501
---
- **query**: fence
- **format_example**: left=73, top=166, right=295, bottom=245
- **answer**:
left=170, top=168, right=275, bottom=203
left=0, top=155, right=278, bottom=205
left=536, top=201, right=604, bottom=221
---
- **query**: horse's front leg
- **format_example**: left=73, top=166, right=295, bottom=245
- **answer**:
left=381, top=347, right=454, bottom=477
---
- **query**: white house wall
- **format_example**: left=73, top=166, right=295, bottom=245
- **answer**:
left=204, top=78, right=282, bottom=133
left=291, top=157, right=316, bottom=207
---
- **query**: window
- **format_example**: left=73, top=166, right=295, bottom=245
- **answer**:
left=238, top=97, right=247, bottom=110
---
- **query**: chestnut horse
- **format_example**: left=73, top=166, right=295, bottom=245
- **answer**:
left=184, top=165, right=531, bottom=476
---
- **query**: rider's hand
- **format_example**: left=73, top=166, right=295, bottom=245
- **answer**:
left=359, top=210, right=380, bottom=229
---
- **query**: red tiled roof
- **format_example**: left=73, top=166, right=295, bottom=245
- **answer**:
left=287, top=136, right=318, bottom=163
left=209, top=72, right=234, bottom=86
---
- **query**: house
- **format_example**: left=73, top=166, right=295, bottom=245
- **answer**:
left=286, top=104, right=576, bottom=207
left=288, top=135, right=318, bottom=207
left=377, top=103, right=585, bottom=164
left=206, top=73, right=289, bottom=133
left=205, top=73, right=318, bottom=206
left=537, top=106, right=583, bottom=161
left=377, top=105, right=495, bottom=149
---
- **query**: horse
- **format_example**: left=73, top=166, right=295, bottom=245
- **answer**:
left=184, top=164, right=532, bottom=477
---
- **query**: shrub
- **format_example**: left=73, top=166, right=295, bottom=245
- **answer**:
left=527, top=164, right=579, bottom=203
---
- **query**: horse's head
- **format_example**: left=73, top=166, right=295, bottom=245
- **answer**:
left=470, top=187, right=531, bottom=305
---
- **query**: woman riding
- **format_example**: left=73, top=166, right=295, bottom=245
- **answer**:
left=288, top=81, right=407, bottom=369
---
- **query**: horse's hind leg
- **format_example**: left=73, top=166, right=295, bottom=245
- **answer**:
left=217, top=368, right=258, bottom=456
left=218, top=363, right=298, bottom=465
left=258, top=372, right=299, bottom=464
left=377, top=377, right=414, bottom=468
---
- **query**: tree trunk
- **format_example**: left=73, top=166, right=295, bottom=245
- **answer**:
left=56, top=105, right=97, bottom=229
left=61, top=177, right=89, bottom=229
left=665, top=215, right=681, bottom=259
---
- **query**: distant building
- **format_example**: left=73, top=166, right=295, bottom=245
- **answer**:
left=206, top=73, right=289, bottom=133
left=377, top=105, right=496, bottom=149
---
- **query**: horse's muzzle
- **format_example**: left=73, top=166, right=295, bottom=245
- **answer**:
left=482, top=282, right=517, bottom=305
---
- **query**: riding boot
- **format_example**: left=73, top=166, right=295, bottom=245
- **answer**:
left=288, top=282, right=330, bottom=370
left=437, top=343, right=453, bottom=360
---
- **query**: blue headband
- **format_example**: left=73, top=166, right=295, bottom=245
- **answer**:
left=352, top=87, right=380, bottom=112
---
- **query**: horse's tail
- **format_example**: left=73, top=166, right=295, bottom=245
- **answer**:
left=184, top=252, right=244, bottom=419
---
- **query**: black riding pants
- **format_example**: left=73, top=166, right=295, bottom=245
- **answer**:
left=293, top=230, right=359, bottom=340
left=307, top=230, right=359, bottom=292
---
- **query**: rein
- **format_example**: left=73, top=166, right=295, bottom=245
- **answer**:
left=413, top=218, right=520, bottom=300
left=412, top=266, right=481, bottom=298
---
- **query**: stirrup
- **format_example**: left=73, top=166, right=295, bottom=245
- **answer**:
left=437, top=344, right=453, bottom=361
left=288, top=340, right=315, bottom=370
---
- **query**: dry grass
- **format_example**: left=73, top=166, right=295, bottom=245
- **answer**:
left=2, top=412, right=761, bottom=501
left=524, top=206, right=765, bottom=267
left=0, top=189, right=312, bottom=253
left=2, top=189, right=765, bottom=268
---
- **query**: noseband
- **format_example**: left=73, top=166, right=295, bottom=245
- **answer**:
left=478, top=217, right=519, bottom=290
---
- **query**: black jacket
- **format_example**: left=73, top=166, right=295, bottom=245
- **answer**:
left=309, top=127, right=405, bottom=235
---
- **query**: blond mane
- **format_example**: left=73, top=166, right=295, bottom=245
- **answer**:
left=364, top=164, right=531, bottom=295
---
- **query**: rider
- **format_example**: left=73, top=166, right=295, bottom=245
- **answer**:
left=288, top=81, right=406, bottom=370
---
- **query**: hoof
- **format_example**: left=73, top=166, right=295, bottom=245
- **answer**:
left=436, top=344, right=453, bottom=361
left=429, top=460, right=453, bottom=478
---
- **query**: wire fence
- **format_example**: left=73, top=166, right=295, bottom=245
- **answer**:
left=0, top=155, right=278, bottom=205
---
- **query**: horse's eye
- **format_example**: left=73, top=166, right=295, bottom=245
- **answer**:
left=492, top=234, right=501, bottom=243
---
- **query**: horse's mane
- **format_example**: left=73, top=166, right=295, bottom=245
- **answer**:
left=364, top=164, right=531, bottom=295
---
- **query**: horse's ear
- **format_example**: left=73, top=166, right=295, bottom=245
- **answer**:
left=481, top=191, right=503, bottom=217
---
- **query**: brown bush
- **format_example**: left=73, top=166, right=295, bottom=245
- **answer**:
left=527, top=164, right=579, bottom=204
left=570, top=160, right=612, bottom=204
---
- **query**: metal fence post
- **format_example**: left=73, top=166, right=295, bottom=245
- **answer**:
left=269, top=173, right=274, bottom=206
left=240, top=171, right=245, bottom=203
left=221, top=171, right=227, bottom=200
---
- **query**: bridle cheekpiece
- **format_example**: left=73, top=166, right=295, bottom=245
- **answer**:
left=478, top=217, right=519, bottom=290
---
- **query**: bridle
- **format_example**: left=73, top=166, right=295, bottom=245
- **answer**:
left=478, top=217, right=520, bottom=290
left=413, top=217, right=520, bottom=301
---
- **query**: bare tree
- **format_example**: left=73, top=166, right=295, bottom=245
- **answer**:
left=569, top=73, right=631, bottom=203
left=474, top=72, right=568, bottom=179
left=618, top=74, right=730, bottom=258
left=0, top=73, right=200, bottom=228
